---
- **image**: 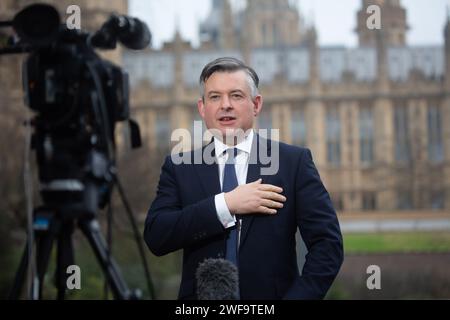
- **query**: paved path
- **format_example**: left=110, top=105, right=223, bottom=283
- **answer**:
left=340, top=218, right=450, bottom=233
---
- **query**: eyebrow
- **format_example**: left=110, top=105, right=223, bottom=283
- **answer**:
left=207, top=89, right=245, bottom=95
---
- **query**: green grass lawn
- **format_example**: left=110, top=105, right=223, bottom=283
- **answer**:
left=343, top=231, right=450, bottom=254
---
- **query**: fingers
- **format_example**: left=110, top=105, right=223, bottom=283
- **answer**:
left=239, top=179, right=286, bottom=215
left=260, top=198, right=284, bottom=209
left=258, top=183, right=283, bottom=193
left=250, top=179, right=282, bottom=194
left=260, top=190, right=286, bottom=203
left=257, top=206, right=277, bottom=214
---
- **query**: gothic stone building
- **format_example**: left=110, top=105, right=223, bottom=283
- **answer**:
left=1, top=0, right=448, bottom=215
left=123, top=0, right=450, bottom=214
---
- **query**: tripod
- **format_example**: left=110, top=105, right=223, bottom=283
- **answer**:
left=9, top=205, right=137, bottom=300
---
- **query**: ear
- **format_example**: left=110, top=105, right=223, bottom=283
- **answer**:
left=197, top=98, right=205, bottom=119
left=253, top=95, right=263, bottom=116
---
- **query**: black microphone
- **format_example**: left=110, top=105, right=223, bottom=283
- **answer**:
left=91, top=14, right=151, bottom=50
left=196, top=258, right=239, bottom=300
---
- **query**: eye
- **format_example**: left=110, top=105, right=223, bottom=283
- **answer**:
left=231, top=93, right=243, bottom=100
left=209, top=95, right=220, bottom=101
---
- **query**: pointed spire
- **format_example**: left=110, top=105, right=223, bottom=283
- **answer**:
left=173, top=13, right=184, bottom=46
left=308, top=23, right=320, bottom=94
left=444, top=4, right=450, bottom=90
left=309, top=24, right=317, bottom=42
left=445, top=5, right=450, bottom=38
left=174, top=14, right=181, bottom=37
left=220, top=0, right=236, bottom=49
left=308, top=4, right=316, bottom=28
left=213, top=0, right=222, bottom=9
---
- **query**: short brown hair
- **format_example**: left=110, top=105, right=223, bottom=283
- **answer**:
left=199, top=57, right=259, bottom=98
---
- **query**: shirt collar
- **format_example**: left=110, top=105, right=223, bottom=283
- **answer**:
left=214, top=129, right=254, bottom=158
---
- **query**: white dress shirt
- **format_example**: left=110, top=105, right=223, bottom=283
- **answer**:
left=214, top=130, right=254, bottom=231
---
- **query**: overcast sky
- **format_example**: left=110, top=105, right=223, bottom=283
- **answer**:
left=130, top=0, right=450, bottom=49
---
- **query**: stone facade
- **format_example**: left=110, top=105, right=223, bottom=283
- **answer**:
left=123, top=0, right=450, bottom=213
left=1, top=1, right=448, bottom=214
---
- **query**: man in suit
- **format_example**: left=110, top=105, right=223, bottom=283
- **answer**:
left=144, top=57, right=343, bottom=299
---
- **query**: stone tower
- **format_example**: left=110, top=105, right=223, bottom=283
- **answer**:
left=199, top=0, right=236, bottom=49
left=356, top=0, right=408, bottom=46
left=241, top=0, right=304, bottom=48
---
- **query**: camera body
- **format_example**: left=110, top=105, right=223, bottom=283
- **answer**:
left=2, top=4, right=152, bottom=300
left=25, top=30, right=129, bottom=122
left=25, top=29, right=129, bottom=215
left=1, top=3, right=149, bottom=217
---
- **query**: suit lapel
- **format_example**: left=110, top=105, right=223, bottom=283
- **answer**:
left=194, top=143, right=221, bottom=198
left=239, top=134, right=271, bottom=248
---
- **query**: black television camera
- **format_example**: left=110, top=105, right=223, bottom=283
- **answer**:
left=0, top=3, right=152, bottom=300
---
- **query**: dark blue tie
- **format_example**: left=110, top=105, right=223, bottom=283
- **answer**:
left=222, top=148, right=239, bottom=267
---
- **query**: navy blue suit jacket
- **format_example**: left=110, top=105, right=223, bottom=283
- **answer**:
left=144, top=135, right=343, bottom=299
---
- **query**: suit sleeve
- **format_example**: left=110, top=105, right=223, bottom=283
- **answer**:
left=285, top=148, right=344, bottom=299
left=143, top=156, right=225, bottom=256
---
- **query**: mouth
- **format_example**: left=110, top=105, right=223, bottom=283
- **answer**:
left=218, top=116, right=237, bottom=125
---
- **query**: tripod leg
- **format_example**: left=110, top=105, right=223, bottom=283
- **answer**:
left=33, top=221, right=59, bottom=299
left=9, top=244, right=29, bottom=299
left=9, top=221, right=57, bottom=300
left=78, top=218, right=132, bottom=300
left=55, top=221, right=75, bottom=300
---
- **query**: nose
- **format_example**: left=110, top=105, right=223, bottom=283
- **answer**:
left=220, top=95, right=233, bottom=110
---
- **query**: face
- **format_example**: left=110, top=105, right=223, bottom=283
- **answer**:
left=197, top=70, right=263, bottom=144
